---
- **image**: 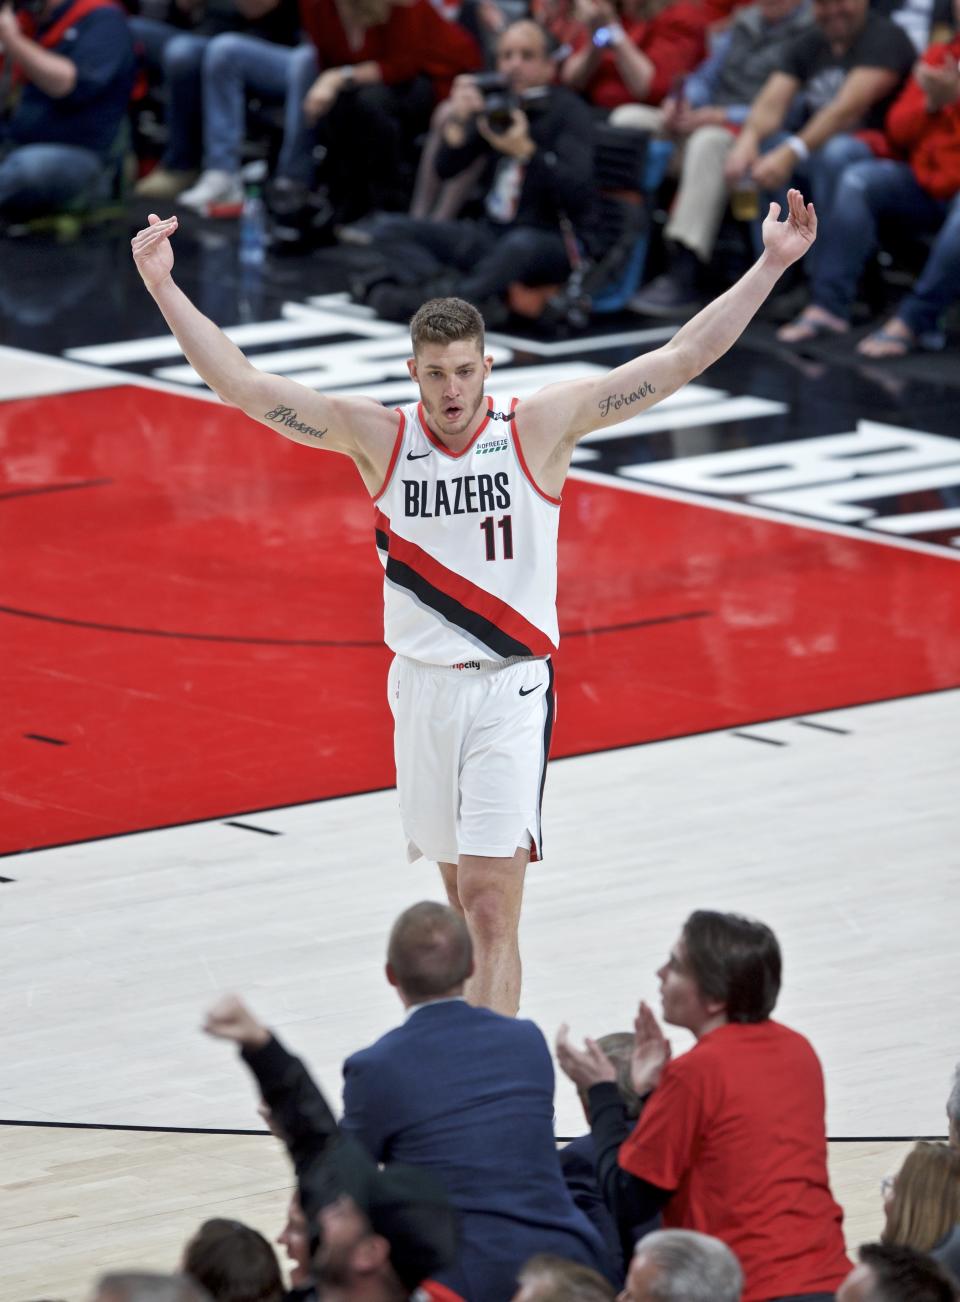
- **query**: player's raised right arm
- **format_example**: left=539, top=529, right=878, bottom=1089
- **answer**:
left=130, top=214, right=396, bottom=471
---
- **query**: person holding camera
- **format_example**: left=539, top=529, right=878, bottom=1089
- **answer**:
left=561, top=0, right=706, bottom=112
left=0, top=0, right=135, bottom=220
left=356, top=19, right=596, bottom=322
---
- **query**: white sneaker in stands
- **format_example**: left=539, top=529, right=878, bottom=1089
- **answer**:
left=177, top=170, right=244, bottom=216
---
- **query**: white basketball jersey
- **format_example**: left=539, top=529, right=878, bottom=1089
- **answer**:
left=373, top=394, right=561, bottom=665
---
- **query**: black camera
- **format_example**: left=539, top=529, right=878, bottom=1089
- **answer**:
left=473, top=72, right=517, bottom=134
left=473, top=75, right=550, bottom=135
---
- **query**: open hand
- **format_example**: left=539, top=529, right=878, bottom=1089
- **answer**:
left=631, top=1000, right=671, bottom=1095
left=131, top=213, right=178, bottom=292
left=203, top=994, right=271, bottom=1049
left=556, top=1023, right=618, bottom=1089
left=760, top=187, right=816, bottom=268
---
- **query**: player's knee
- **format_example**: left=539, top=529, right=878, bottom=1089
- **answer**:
left=461, top=885, right=518, bottom=942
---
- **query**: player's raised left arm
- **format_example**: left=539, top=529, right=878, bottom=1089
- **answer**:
left=520, top=190, right=816, bottom=452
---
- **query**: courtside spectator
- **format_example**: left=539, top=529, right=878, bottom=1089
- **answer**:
left=562, top=1032, right=643, bottom=1275
left=557, top=910, right=851, bottom=1301
left=275, top=1193, right=315, bottom=1301
left=350, top=20, right=595, bottom=321
left=0, top=0, right=135, bottom=220
left=172, top=28, right=315, bottom=215
left=949, top=1063, right=960, bottom=1149
left=94, top=1275, right=212, bottom=1302
left=778, top=1, right=960, bottom=354
left=881, top=1142, right=960, bottom=1283
left=202, top=995, right=461, bottom=1299
left=723, top=0, right=914, bottom=246
left=619, top=1229, right=743, bottom=1302
left=618, top=0, right=813, bottom=315
left=131, top=0, right=300, bottom=203
left=837, top=1243, right=958, bottom=1302
left=512, top=1254, right=617, bottom=1302
left=561, top=0, right=706, bottom=112
left=182, top=1218, right=284, bottom=1302
left=269, top=0, right=480, bottom=229
left=340, top=901, right=615, bottom=1299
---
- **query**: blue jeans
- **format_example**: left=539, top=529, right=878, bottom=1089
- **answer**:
left=750, top=132, right=874, bottom=266
left=199, top=33, right=316, bottom=175
left=812, top=157, right=959, bottom=337
left=276, top=42, right=319, bottom=185
left=128, top=18, right=209, bottom=170
left=801, top=133, right=874, bottom=228
left=0, top=142, right=108, bottom=218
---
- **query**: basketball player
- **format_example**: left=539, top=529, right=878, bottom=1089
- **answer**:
left=131, top=190, right=816, bottom=1016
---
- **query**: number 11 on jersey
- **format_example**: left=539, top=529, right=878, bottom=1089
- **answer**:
left=480, top=514, right=514, bottom=561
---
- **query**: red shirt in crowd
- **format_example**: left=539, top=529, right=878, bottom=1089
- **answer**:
left=885, top=37, right=960, bottom=199
left=298, top=0, right=481, bottom=102
left=618, top=1021, right=851, bottom=1302
left=568, top=1, right=706, bottom=108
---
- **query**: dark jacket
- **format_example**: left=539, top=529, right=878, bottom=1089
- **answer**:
left=435, top=84, right=596, bottom=236
left=342, top=999, right=615, bottom=1302
left=8, top=0, right=135, bottom=156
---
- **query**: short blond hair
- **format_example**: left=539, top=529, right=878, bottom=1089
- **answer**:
left=409, top=298, right=484, bottom=355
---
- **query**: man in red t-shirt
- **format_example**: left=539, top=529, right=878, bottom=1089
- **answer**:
left=557, top=910, right=852, bottom=1302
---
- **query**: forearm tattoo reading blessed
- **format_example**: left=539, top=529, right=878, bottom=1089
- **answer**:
left=598, top=380, right=655, bottom=419
left=264, top=405, right=327, bottom=440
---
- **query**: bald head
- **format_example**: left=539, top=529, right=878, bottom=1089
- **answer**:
left=496, top=20, right=555, bottom=92
left=387, top=902, right=473, bottom=1003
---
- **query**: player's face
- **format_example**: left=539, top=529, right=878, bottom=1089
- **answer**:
left=409, top=339, right=493, bottom=441
left=656, top=937, right=717, bottom=1034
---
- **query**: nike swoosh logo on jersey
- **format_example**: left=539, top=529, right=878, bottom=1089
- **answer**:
left=519, top=684, right=543, bottom=696
left=406, top=450, right=432, bottom=460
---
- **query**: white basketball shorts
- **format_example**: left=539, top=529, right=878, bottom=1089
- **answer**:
left=387, top=654, right=556, bottom=866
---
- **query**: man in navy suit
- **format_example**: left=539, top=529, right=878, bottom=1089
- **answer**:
left=340, top=901, right=617, bottom=1301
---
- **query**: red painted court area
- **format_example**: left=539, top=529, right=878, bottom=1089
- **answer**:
left=3, top=383, right=960, bottom=855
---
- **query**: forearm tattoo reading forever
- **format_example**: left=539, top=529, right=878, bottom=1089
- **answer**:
left=264, top=405, right=327, bottom=440
left=598, top=380, right=655, bottom=419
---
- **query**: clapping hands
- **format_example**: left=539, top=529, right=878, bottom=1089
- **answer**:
left=556, top=1000, right=672, bottom=1097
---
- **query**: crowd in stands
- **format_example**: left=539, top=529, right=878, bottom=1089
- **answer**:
left=24, top=902, right=960, bottom=1302
left=3, top=0, right=960, bottom=343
